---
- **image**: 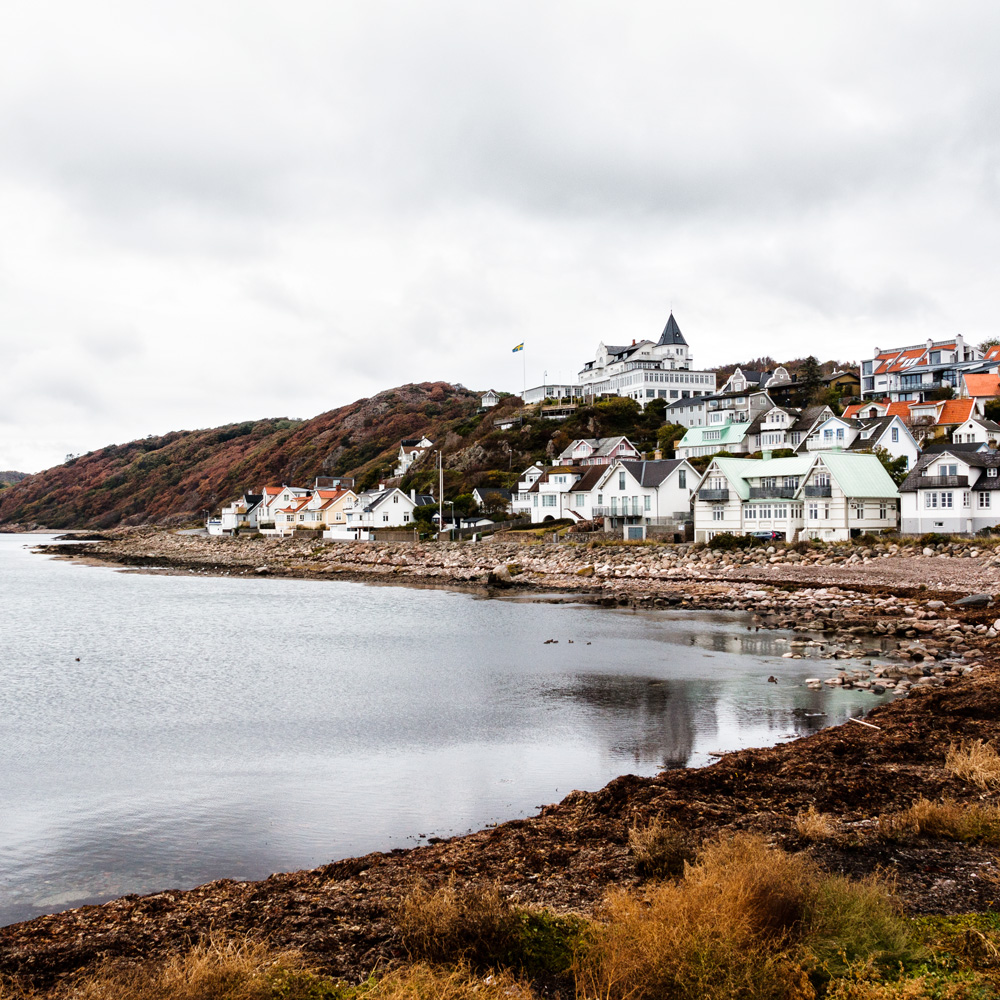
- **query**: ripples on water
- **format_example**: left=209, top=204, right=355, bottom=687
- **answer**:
left=0, top=534, right=887, bottom=925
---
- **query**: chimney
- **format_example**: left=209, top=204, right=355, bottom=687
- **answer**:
left=927, top=339, right=934, bottom=351
left=956, top=333, right=965, bottom=360
left=654, top=449, right=663, bottom=460
left=762, top=451, right=773, bottom=462
left=410, top=488, right=416, bottom=502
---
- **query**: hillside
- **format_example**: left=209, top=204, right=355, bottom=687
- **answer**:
left=0, top=356, right=857, bottom=530
left=0, top=384, right=483, bottom=530
left=0, top=471, right=27, bottom=487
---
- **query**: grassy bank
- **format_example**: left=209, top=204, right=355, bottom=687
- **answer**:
left=5, top=835, right=997, bottom=999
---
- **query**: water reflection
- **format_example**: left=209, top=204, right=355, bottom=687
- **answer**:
left=0, top=536, right=890, bottom=927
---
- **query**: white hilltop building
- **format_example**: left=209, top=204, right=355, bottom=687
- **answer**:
left=520, top=313, right=717, bottom=409
left=577, top=313, right=717, bottom=407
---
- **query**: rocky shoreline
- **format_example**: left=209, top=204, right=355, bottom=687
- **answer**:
left=2, top=530, right=999, bottom=993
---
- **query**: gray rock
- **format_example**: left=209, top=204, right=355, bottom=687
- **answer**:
left=953, top=593, right=992, bottom=607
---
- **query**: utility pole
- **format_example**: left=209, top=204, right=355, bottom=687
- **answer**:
left=438, top=449, right=444, bottom=541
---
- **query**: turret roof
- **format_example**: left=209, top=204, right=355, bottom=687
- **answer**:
left=657, top=312, right=687, bottom=347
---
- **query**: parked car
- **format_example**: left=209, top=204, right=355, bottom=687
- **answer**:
left=749, top=529, right=783, bottom=541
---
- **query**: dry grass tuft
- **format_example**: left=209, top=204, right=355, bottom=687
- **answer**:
left=22, top=935, right=341, bottom=1000
left=794, top=805, right=837, bottom=842
left=946, top=739, right=1000, bottom=791
left=363, top=964, right=534, bottom=1000
left=576, top=834, right=819, bottom=1000
left=627, top=817, right=694, bottom=879
left=395, top=882, right=518, bottom=966
left=575, top=834, right=916, bottom=1000
left=878, top=798, right=1000, bottom=844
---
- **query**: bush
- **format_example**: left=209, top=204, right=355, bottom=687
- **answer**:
left=708, top=532, right=753, bottom=552
left=395, top=882, right=584, bottom=979
left=575, top=835, right=918, bottom=1000
left=793, top=805, right=837, bottom=842
left=918, top=533, right=952, bottom=547
left=628, top=817, right=693, bottom=879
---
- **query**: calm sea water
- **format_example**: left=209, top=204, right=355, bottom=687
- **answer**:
left=0, top=534, right=887, bottom=926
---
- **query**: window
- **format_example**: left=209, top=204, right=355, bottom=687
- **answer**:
left=542, top=494, right=557, bottom=506
left=644, top=495, right=651, bottom=512
left=989, top=468, right=998, bottom=478
left=619, top=471, right=626, bottom=490
left=745, top=506, right=757, bottom=520
left=853, top=504, right=863, bottom=519
left=597, top=493, right=603, bottom=505
left=713, top=507, right=724, bottom=521
left=783, top=477, right=799, bottom=488
left=925, top=492, right=938, bottom=508
left=823, top=504, right=830, bottom=519
left=939, top=464, right=958, bottom=477
left=891, top=427, right=899, bottom=442
left=824, top=429, right=834, bottom=441
left=963, top=492, right=971, bottom=507
left=879, top=502, right=888, bottom=519
left=575, top=493, right=585, bottom=507
left=533, top=495, right=538, bottom=507
left=808, top=503, right=818, bottom=520
left=611, top=496, right=618, bottom=514
left=383, top=514, right=389, bottom=522
left=678, top=470, right=686, bottom=488
left=393, top=495, right=399, bottom=503
left=942, top=492, right=954, bottom=508
left=836, top=428, right=845, bottom=441
left=761, top=477, right=777, bottom=488
left=403, top=513, right=410, bottom=522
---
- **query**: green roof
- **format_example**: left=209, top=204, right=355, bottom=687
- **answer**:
left=711, top=456, right=814, bottom=500
left=706, top=453, right=898, bottom=500
left=678, top=423, right=752, bottom=450
left=816, top=452, right=900, bottom=498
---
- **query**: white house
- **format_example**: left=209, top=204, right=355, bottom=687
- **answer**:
left=325, top=487, right=427, bottom=539
left=800, top=414, right=919, bottom=472
left=393, top=436, right=433, bottom=477
left=951, top=414, right=1000, bottom=447
left=675, top=390, right=774, bottom=459
left=899, top=450, right=1000, bottom=534
left=522, top=458, right=696, bottom=526
left=692, top=453, right=899, bottom=543
left=511, top=463, right=548, bottom=518
left=207, top=492, right=264, bottom=535
left=861, top=335, right=984, bottom=400
left=480, top=389, right=500, bottom=408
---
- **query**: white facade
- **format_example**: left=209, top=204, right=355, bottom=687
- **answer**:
left=802, top=415, right=919, bottom=471
left=394, top=436, right=433, bottom=477
left=900, top=452, right=1000, bottom=534
left=511, top=464, right=547, bottom=518
left=861, top=335, right=983, bottom=400
left=693, top=453, right=899, bottom=543
left=577, top=314, right=716, bottom=409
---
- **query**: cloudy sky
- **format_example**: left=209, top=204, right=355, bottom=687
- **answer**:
left=2, top=1, right=999, bottom=472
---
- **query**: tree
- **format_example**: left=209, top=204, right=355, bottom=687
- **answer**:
left=657, top=422, right=687, bottom=456
left=871, top=446, right=910, bottom=486
left=985, top=396, right=1000, bottom=423
left=478, top=491, right=510, bottom=518
left=978, top=338, right=1000, bottom=353
left=797, top=355, right=824, bottom=401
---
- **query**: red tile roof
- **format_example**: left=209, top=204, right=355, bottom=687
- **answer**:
left=936, top=399, right=975, bottom=426
left=985, top=345, right=1000, bottom=362
left=964, top=374, right=1000, bottom=398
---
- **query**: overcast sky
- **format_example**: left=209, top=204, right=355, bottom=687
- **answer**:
left=2, top=2, right=999, bottom=472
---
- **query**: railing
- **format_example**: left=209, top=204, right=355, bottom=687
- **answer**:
left=917, top=475, right=968, bottom=488
left=698, top=489, right=729, bottom=501
left=803, top=485, right=832, bottom=497
left=748, top=486, right=797, bottom=499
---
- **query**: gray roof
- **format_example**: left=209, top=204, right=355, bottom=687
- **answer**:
left=899, top=450, right=1000, bottom=492
left=473, top=486, right=512, bottom=500
left=789, top=405, right=828, bottom=433
left=657, top=313, right=687, bottom=347
left=921, top=441, right=988, bottom=454
left=617, top=459, right=686, bottom=488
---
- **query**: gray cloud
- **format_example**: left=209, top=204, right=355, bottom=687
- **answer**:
left=2, top=1, right=1000, bottom=472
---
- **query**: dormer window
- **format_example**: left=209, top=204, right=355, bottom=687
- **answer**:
left=989, top=468, right=998, bottom=478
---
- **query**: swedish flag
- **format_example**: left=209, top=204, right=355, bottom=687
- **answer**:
left=512, top=343, right=524, bottom=353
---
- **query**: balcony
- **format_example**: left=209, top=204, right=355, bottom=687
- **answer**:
left=698, top=489, right=729, bottom=502
left=803, top=485, right=832, bottom=497
left=749, top=486, right=797, bottom=499
left=918, top=475, right=968, bottom=488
